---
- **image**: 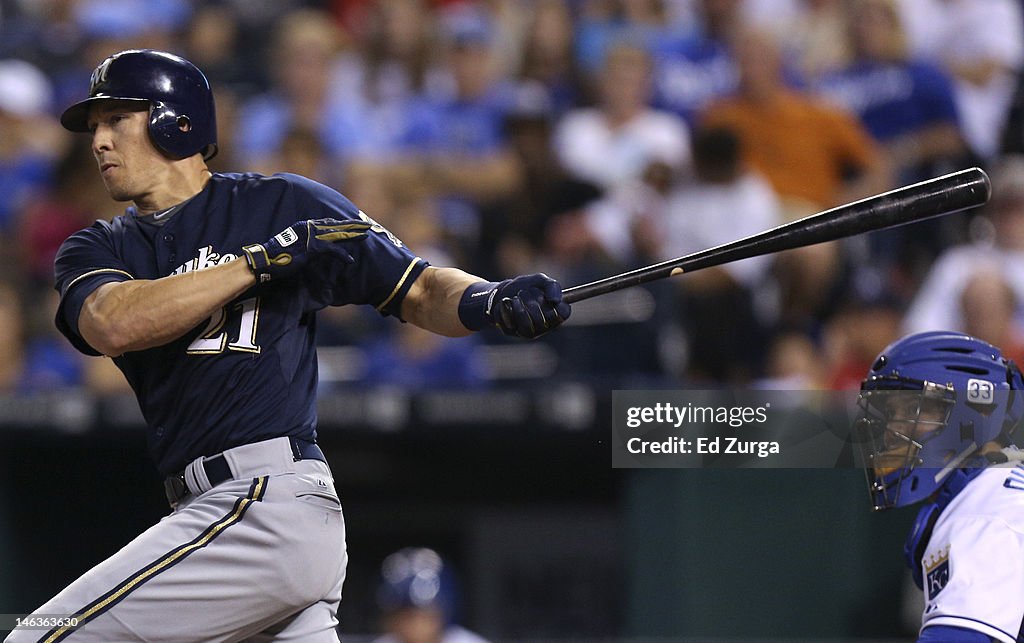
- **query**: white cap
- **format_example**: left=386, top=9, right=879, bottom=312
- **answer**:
left=0, top=59, right=53, bottom=118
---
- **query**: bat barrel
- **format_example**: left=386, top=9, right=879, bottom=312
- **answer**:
left=561, top=167, right=990, bottom=305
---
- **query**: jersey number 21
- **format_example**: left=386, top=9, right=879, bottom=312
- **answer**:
left=186, top=297, right=261, bottom=354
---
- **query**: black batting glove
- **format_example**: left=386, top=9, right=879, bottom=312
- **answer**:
left=459, top=273, right=571, bottom=339
left=242, top=218, right=372, bottom=283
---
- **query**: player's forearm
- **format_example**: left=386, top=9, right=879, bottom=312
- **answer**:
left=80, top=259, right=256, bottom=355
left=400, top=266, right=479, bottom=337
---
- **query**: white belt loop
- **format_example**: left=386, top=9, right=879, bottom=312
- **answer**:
left=222, top=436, right=296, bottom=480
left=184, top=455, right=213, bottom=495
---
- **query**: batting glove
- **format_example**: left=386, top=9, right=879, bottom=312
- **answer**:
left=459, top=273, right=571, bottom=339
left=242, top=218, right=372, bottom=283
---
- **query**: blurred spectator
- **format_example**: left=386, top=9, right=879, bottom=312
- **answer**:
left=655, top=126, right=780, bottom=293
left=903, top=156, right=1024, bottom=338
left=220, top=0, right=315, bottom=73
left=553, top=42, right=689, bottom=192
left=480, top=82, right=603, bottom=278
left=414, top=5, right=522, bottom=205
left=348, top=0, right=446, bottom=100
left=959, top=268, right=1024, bottom=366
left=544, top=176, right=652, bottom=273
left=748, top=0, right=850, bottom=82
left=341, top=2, right=522, bottom=211
left=652, top=126, right=781, bottom=383
left=515, top=0, right=582, bottom=117
left=256, top=127, right=341, bottom=188
left=821, top=293, right=903, bottom=390
left=0, top=1, right=87, bottom=86
left=574, top=0, right=691, bottom=81
left=183, top=3, right=256, bottom=97
left=650, top=0, right=744, bottom=125
left=358, top=324, right=489, bottom=391
left=372, top=547, right=489, bottom=643
left=16, top=138, right=115, bottom=289
left=0, top=284, right=85, bottom=394
left=361, top=4, right=524, bottom=265
left=0, top=281, right=26, bottom=393
left=816, top=0, right=965, bottom=186
left=19, top=290, right=87, bottom=393
left=330, top=0, right=447, bottom=165
left=754, top=330, right=828, bottom=390
left=233, top=9, right=349, bottom=171
left=0, top=58, right=66, bottom=238
left=1001, top=68, right=1024, bottom=157
left=700, top=27, right=889, bottom=214
left=897, top=0, right=1024, bottom=162
left=70, top=0, right=190, bottom=43
left=546, top=34, right=690, bottom=275
left=181, top=4, right=249, bottom=172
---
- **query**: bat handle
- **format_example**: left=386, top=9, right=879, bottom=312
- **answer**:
left=562, top=283, right=610, bottom=305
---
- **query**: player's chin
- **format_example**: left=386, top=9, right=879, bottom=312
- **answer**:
left=102, top=180, right=137, bottom=203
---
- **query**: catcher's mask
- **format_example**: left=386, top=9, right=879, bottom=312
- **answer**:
left=855, top=331, right=1024, bottom=510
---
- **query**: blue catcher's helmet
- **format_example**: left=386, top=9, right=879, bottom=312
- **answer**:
left=60, top=49, right=217, bottom=160
left=376, top=548, right=458, bottom=622
left=856, top=331, right=1024, bottom=510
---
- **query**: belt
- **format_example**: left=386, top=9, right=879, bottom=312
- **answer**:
left=163, top=437, right=325, bottom=508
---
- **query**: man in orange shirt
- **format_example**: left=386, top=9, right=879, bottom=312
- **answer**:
left=701, top=27, right=890, bottom=215
left=698, top=28, right=891, bottom=327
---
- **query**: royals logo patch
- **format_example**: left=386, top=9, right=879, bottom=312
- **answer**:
left=925, top=546, right=950, bottom=600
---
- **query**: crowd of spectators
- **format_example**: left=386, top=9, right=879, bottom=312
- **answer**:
left=2, top=0, right=1024, bottom=395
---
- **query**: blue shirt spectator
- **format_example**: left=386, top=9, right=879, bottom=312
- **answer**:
left=814, top=0, right=965, bottom=185
left=359, top=326, right=489, bottom=391
left=0, top=59, right=60, bottom=233
left=817, top=58, right=959, bottom=143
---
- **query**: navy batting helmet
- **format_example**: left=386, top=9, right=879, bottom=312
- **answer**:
left=60, top=49, right=217, bottom=160
left=855, top=331, right=1024, bottom=510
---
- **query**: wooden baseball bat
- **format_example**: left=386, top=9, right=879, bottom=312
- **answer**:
left=561, top=167, right=991, bottom=304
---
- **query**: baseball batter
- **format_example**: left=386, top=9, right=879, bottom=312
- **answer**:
left=5, top=49, right=569, bottom=642
left=857, top=331, right=1024, bottom=642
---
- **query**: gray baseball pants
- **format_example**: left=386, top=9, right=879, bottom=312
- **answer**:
left=6, top=437, right=347, bottom=642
